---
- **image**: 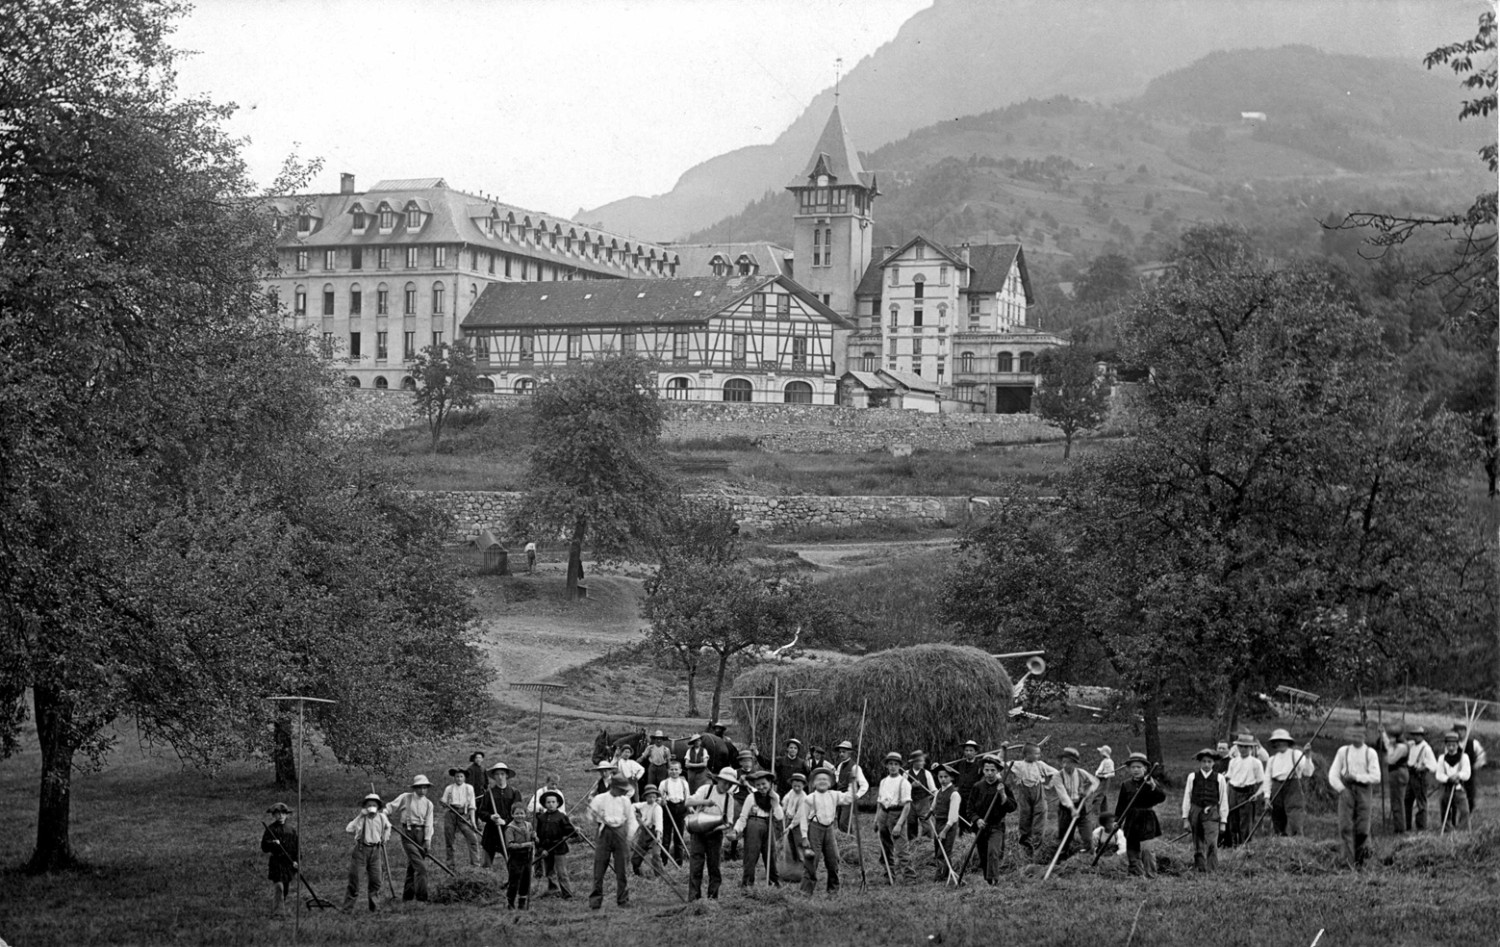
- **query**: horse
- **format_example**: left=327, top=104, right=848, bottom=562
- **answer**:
left=593, top=727, right=738, bottom=773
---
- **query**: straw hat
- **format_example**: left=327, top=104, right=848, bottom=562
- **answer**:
left=786, top=738, right=802, bottom=748
left=642, top=784, right=661, bottom=798
left=592, top=761, right=616, bottom=772
left=810, top=766, right=836, bottom=783
left=713, top=767, right=740, bottom=784
left=267, top=802, right=292, bottom=814
left=962, top=740, right=980, bottom=750
left=650, top=729, right=668, bottom=740
left=789, top=771, right=808, bottom=785
left=836, top=740, right=854, bottom=752
left=883, top=751, right=904, bottom=764
left=1234, top=733, right=1257, bottom=747
left=487, top=762, right=515, bottom=775
left=1194, top=748, right=1217, bottom=762
left=1060, top=747, right=1081, bottom=762
left=1268, top=729, right=1294, bottom=745
left=362, top=793, right=382, bottom=806
left=1124, top=752, right=1150, bottom=768
left=411, top=774, right=432, bottom=788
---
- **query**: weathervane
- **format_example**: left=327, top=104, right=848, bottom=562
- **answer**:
left=835, top=57, right=843, bottom=101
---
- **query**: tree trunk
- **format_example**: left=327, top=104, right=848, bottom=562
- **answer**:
left=566, top=515, right=587, bottom=597
left=1063, top=431, right=1074, bottom=460
left=709, top=652, right=731, bottom=723
left=272, top=717, right=297, bottom=790
left=1141, top=690, right=1163, bottom=775
left=29, top=684, right=80, bottom=873
left=685, top=657, right=699, bottom=717
left=1213, top=678, right=1245, bottom=743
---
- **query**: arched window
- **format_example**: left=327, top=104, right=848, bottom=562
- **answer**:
left=1019, top=351, right=1035, bottom=373
left=476, top=377, right=495, bottom=392
left=514, top=378, right=536, bottom=395
left=862, top=351, right=878, bottom=371
left=373, top=376, right=389, bottom=389
left=783, top=381, right=813, bottom=404
left=959, top=352, right=975, bottom=373
left=404, top=282, right=417, bottom=315
left=432, top=281, right=445, bottom=315
left=400, top=376, right=416, bottom=390
left=722, top=378, right=753, bottom=403
left=913, top=274, right=925, bottom=300
left=470, top=283, right=478, bottom=305
left=998, top=351, right=1014, bottom=373
left=889, top=305, right=899, bottom=330
left=347, top=376, right=361, bottom=388
left=665, top=377, right=691, bottom=400
left=376, top=282, right=390, bottom=315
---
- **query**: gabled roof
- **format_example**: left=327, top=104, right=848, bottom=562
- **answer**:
left=787, top=105, right=875, bottom=189
left=369, top=178, right=447, bottom=191
left=852, top=238, right=1033, bottom=305
left=462, top=274, right=851, bottom=331
left=669, top=241, right=792, bottom=278
left=879, top=368, right=941, bottom=394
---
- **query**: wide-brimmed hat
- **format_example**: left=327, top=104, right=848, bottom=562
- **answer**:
left=810, top=766, right=836, bottom=783
left=908, top=749, right=927, bottom=759
left=411, top=774, right=432, bottom=788
left=1454, top=720, right=1471, bottom=731
left=1194, top=747, right=1217, bottom=762
left=593, top=761, right=617, bottom=772
left=488, top=762, right=515, bottom=775
left=883, top=751, right=904, bottom=764
left=786, top=738, right=802, bottom=748
left=650, top=729, right=668, bottom=739
left=642, top=784, right=661, bottom=798
left=1124, top=752, right=1150, bottom=768
left=748, top=769, right=773, bottom=783
left=962, top=740, right=980, bottom=749
left=1060, top=747, right=1080, bottom=761
left=789, top=771, right=808, bottom=785
left=469, top=751, right=485, bottom=762
left=1097, top=745, right=1113, bottom=757
left=687, top=733, right=702, bottom=742
left=607, top=774, right=631, bottom=790
left=1234, top=733, right=1257, bottom=747
left=1408, top=725, right=1427, bottom=736
left=713, top=767, right=740, bottom=784
left=935, top=763, right=958, bottom=777
left=539, top=790, right=564, bottom=806
left=835, top=740, right=854, bottom=752
left=267, top=802, right=292, bottom=814
left=1268, top=729, right=1294, bottom=745
left=362, top=793, right=382, bottom=806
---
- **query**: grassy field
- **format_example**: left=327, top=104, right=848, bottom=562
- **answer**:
left=3, top=702, right=1496, bottom=947
left=373, top=405, right=1100, bottom=497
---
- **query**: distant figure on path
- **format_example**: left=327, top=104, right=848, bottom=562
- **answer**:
left=525, top=540, right=537, bottom=573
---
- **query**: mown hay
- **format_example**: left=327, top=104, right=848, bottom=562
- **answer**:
left=730, top=645, right=1010, bottom=780
left=1384, top=821, right=1500, bottom=872
left=430, top=869, right=507, bottom=905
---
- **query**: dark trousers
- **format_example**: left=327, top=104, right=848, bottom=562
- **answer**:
left=1228, top=786, right=1258, bottom=844
left=506, top=851, right=532, bottom=907
left=397, top=831, right=429, bottom=901
left=1126, top=837, right=1157, bottom=877
left=973, top=828, right=1005, bottom=883
left=1387, top=767, right=1409, bottom=833
left=801, top=821, right=840, bottom=894
left=589, top=825, right=629, bottom=908
left=663, top=802, right=687, bottom=860
left=836, top=802, right=854, bottom=833
left=1441, top=784, right=1471, bottom=830
left=1338, top=783, right=1373, bottom=867
left=739, top=817, right=779, bottom=886
left=933, top=828, right=957, bottom=882
left=688, top=828, right=723, bottom=900
left=442, top=809, right=480, bottom=868
left=1406, top=770, right=1430, bottom=831
left=543, top=852, right=571, bottom=896
left=631, top=828, right=661, bottom=873
left=343, top=844, right=383, bottom=911
left=1270, top=778, right=1306, bottom=836
left=1187, top=804, right=1219, bottom=872
left=1056, top=804, right=1091, bottom=857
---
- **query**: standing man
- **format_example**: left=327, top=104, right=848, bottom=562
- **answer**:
left=1180, top=748, right=1228, bottom=873
left=1094, top=745, right=1116, bottom=819
left=1225, top=734, right=1266, bottom=846
left=1436, top=731, right=1472, bottom=831
left=524, top=539, right=537, bottom=573
left=586, top=774, right=636, bottom=910
left=684, top=767, right=739, bottom=901
left=1379, top=725, right=1410, bottom=833
left=1405, top=725, right=1437, bottom=832
left=1115, top=753, right=1166, bottom=878
left=384, top=775, right=436, bottom=903
left=1264, top=729, right=1315, bottom=837
left=875, top=752, right=913, bottom=881
left=807, top=745, right=830, bottom=773
left=1453, top=719, right=1487, bottom=813
left=642, top=730, right=674, bottom=791
left=730, top=770, right=783, bottom=887
left=440, top=767, right=480, bottom=869
left=1329, top=725, right=1381, bottom=869
left=954, top=740, right=983, bottom=798
left=478, top=762, right=522, bottom=871
left=964, top=755, right=1017, bottom=884
left=683, top=734, right=711, bottom=791
left=904, top=749, right=937, bottom=857
left=343, top=793, right=391, bottom=912
left=799, top=766, right=849, bottom=896
left=833, top=740, right=869, bottom=832
left=1051, top=747, right=1099, bottom=859
left=1009, top=741, right=1058, bottom=857
left=464, top=752, right=487, bottom=796
left=775, top=738, right=810, bottom=796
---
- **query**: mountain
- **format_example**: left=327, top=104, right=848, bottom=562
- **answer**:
left=678, top=46, right=1490, bottom=292
left=578, top=0, right=1476, bottom=241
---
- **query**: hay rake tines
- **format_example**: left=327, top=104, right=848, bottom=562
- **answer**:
left=511, top=682, right=567, bottom=827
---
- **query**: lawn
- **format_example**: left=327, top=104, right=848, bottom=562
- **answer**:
left=370, top=405, right=1104, bottom=497
left=3, top=705, right=1495, bottom=947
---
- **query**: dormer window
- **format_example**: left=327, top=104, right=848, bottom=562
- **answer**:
left=711, top=255, right=728, bottom=277
left=297, top=214, right=312, bottom=233
left=352, top=209, right=367, bottom=232
left=379, top=208, right=396, bottom=230
left=480, top=217, right=492, bottom=236
left=915, top=244, right=926, bottom=260
left=405, top=207, right=421, bottom=230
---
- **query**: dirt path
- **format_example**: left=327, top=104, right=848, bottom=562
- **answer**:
left=770, top=537, right=954, bottom=577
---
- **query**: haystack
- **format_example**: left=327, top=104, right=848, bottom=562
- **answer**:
left=730, top=645, right=1010, bottom=780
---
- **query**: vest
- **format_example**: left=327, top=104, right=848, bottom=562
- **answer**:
left=684, top=747, right=709, bottom=769
left=1188, top=770, right=1221, bottom=810
left=836, top=760, right=857, bottom=791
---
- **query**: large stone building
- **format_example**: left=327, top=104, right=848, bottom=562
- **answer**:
left=263, top=175, right=680, bottom=389
left=462, top=274, right=850, bottom=404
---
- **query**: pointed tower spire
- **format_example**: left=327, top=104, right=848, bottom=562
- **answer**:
left=785, top=103, right=876, bottom=320
left=787, top=104, right=871, bottom=189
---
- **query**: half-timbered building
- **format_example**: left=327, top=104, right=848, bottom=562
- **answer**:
left=461, top=274, right=852, bottom=404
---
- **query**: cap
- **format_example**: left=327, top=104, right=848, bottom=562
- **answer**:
left=935, top=763, right=958, bottom=777
left=980, top=754, right=1004, bottom=768
left=1443, top=731, right=1461, bottom=744
left=737, top=748, right=755, bottom=760
left=883, top=751, right=904, bottom=764
left=810, top=766, right=836, bottom=783
left=1060, top=747, right=1080, bottom=761
left=748, top=770, right=773, bottom=782
left=836, top=740, right=854, bottom=751
left=608, top=774, right=631, bottom=790
left=789, top=771, right=808, bottom=784
left=1408, top=725, right=1427, bottom=736
left=1268, top=729, right=1294, bottom=744
left=267, top=802, right=292, bottom=814
left=908, top=749, right=927, bottom=759
left=1194, top=747, right=1217, bottom=762
left=642, top=784, right=661, bottom=797
left=411, top=774, right=432, bottom=788
left=1454, top=720, right=1470, bottom=731
left=1125, top=752, right=1150, bottom=768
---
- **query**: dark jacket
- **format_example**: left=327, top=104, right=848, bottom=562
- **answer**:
left=535, top=809, right=577, bottom=857
left=477, top=784, right=522, bottom=854
left=774, top=756, right=810, bottom=796
left=261, top=823, right=299, bottom=883
left=1115, top=777, right=1167, bottom=843
left=963, top=778, right=1017, bottom=833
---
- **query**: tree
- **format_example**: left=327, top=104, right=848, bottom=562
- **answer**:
left=945, top=226, right=1487, bottom=752
left=1031, top=336, right=1110, bottom=458
left=410, top=340, right=485, bottom=452
left=0, top=1, right=490, bottom=871
left=519, top=355, right=670, bottom=595
left=1074, top=253, right=1138, bottom=307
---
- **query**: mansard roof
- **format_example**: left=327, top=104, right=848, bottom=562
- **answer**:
left=787, top=105, right=875, bottom=190
left=463, top=274, right=851, bottom=331
left=669, top=241, right=793, bottom=277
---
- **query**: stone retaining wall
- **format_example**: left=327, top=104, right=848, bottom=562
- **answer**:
left=423, top=490, right=988, bottom=539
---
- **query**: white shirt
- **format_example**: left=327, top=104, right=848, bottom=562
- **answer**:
left=934, top=788, right=963, bottom=832
left=441, top=782, right=476, bottom=814
left=384, top=791, right=435, bottom=844
left=1009, top=760, right=1058, bottom=788
left=800, top=787, right=851, bottom=834
left=877, top=774, right=912, bottom=809
left=732, top=791, right=784, bottom=832
left=1181, top=769, right=1230, bottom=820
left=835, top=758, right=870, bottom=799
left=615, top=758, right=645, bottom=782
left=1436, top=753, right=1472, bottom=785
left=633, top=800, right=664, bottom=837
left=1052, top=766, right=1100, bottom=809
left=1227, top=754, right=1266, bottom=792
left=1091, top=824, right=1126, bottom=856
left=1329, top=745, right=1382, bottom=792
left=1095, top=757, right=1116, bottom=780
left=1264, top=748, right=1315, bottom=797
left=1406, top=741, right=1437, bottom=774
left=588, top=792, right=638, bottom=830
left=346, top=810, right=391, bottom=845
left=686, top=783, right=732, bottom=824
left=659, top=775, right=691, bottom=804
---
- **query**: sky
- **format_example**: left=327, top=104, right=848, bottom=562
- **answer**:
left=172, top=0, right=931, bottom=215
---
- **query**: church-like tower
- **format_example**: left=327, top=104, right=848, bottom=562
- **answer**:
left=786, top=105, right=877, bottom=319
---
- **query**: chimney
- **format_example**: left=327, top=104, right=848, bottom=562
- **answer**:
left=881, top=245, right=896, bottom=262
left=960, top=242, right=971, bottom=266
left=340, top=173, right=356, bottom=194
